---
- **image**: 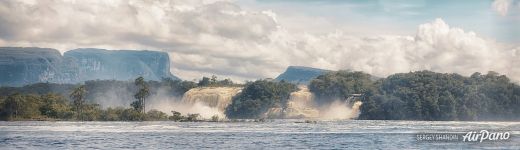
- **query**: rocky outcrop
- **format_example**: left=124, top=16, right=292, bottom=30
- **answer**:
left=0, top=47, right=179, bottom=86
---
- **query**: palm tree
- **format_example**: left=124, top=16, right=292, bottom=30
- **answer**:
left=134, top=77, right=150, bottom=114
left=70, top=85, right=86, bottom=120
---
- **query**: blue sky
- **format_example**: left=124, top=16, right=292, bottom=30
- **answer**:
left=238, top=0, right=519, bottom=43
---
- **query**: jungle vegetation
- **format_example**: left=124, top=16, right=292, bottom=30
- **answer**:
left=309, top=70, right=520, bottom=121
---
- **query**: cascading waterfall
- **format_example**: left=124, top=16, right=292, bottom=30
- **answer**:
left=180, top=87, right=242, bottom=118
left=173, top=85, right=361, bottom=120
left=265, top=86, right=320, bottom=118
left=265, top=85, right=363, bottom=120
left=318, top=99, right=363, bottom=120
left=350, top=101, right=363, bottom=118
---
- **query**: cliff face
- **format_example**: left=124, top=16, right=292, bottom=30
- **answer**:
left=64, top=48, right=177, bottom=82
left=0, top=47, right=178, bottom=86
left=0, top=47, right=79, bottom=86
left=275, top=66, right=330, bottom=85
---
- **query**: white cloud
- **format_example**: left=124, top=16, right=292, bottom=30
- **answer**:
left=269, top=18, right=517, bottom=79
left=492, top=0, right=519, bottom=16
left=0, top=0, right=519, bottom=81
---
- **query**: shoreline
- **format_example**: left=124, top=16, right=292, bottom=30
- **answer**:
left=2, top=119, right=520, bottom=122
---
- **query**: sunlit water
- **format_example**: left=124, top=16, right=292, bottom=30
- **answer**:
left=0, top=120, right=519, bottom=149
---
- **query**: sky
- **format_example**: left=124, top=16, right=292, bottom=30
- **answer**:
left=0, top=0, right=519, bottom=82
left=239, top=0, right=519, bottom=42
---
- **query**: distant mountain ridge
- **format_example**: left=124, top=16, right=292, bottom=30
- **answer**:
left=0, top=47, right=179, bottom=87
left=275, top=66, right=331, bottom=84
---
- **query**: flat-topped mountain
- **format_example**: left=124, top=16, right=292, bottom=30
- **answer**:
left=65, top=48, right=177, bottom=82
left=275, top=66, right=331, bottom=84
left=0, top=47, right=179, bottom=86
left=0, top=47, right=77, bottom=86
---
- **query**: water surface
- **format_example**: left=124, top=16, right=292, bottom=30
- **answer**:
left=0, top=120, right=519, bottom=149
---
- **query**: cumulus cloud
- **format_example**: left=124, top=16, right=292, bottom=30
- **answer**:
left=0, top=0, right=519, bottom=81
left=493, top=0, right=512, bottom=16
left=270, top=18, right=518, bottom=80
left=492, top=0, right=520, bottom=16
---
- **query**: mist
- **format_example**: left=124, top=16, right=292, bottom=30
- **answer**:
left=318, top=101, right=363, bottom=120
left=86, top=85, right=227, bottom=119
left=147, top=88, right=226, bottom=119
left=271, top=86, right=364, bottom=120
left=88, top=84, right=364, bottom=120
left=90, top=87, right=134, bottom=109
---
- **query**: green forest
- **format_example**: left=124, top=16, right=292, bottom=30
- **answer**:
left=1, top=70, right=519, bottom=121
left=225, top=80, right=298, bottom=118
left=309, top=70, right=520, bottom=121
left=0, top=76, right=236, bottom=121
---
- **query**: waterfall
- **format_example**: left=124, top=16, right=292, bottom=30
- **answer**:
left=318, top=100, right=363, bottom=120
left=176, top=86, right=362, bottom=120
left=265, top=86, right=320, bottom=119
left=265, top=85, right=363, bottom=120
left=286, top=86, right=320, bottom=118
left=180, top=87, right=242, bottom=118
left=350, top=101, right=363, bottom=118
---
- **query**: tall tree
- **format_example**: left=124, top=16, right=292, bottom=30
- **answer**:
left=70, top=85, right=87, bottom=120
left=3, top=93, right=23, bottom=119
left=210, top=75, right=217, bottom=85
left=40, top=93, right=73, bottom=119
left=134, top=77, right=150, bottom=114
left=198, top=77, right=211, bottom=86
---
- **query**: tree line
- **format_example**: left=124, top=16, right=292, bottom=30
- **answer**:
left=225, top=80, right=298, bottom=119
left=2, top=71, right=519, bottom=121
left=309, top=70, right=520, bottom=121
left=0, top=76, right=233, bottom=121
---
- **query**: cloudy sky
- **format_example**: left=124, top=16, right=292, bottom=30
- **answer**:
left=0, top=0, right=519, bottom=82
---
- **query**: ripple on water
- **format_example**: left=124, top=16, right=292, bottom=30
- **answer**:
left=0, top=120, right=519, bottom=149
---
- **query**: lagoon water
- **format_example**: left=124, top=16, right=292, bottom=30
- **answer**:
left=0, top=120, right=519, bottom=149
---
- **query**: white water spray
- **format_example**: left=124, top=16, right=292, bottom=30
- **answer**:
left=178, top=87, right=242, bottom=119
left=265, top=86, right=363, bottom=120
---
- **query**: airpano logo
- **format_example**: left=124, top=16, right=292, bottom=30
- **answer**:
left=416, top=130, right=512, bottom=142
left=462, top=130, right=511, bottom=142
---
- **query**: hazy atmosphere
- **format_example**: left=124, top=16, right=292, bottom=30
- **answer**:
left=1, top=1, right=520, bottom=149
left=0, top=0, right=519, bottom=82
